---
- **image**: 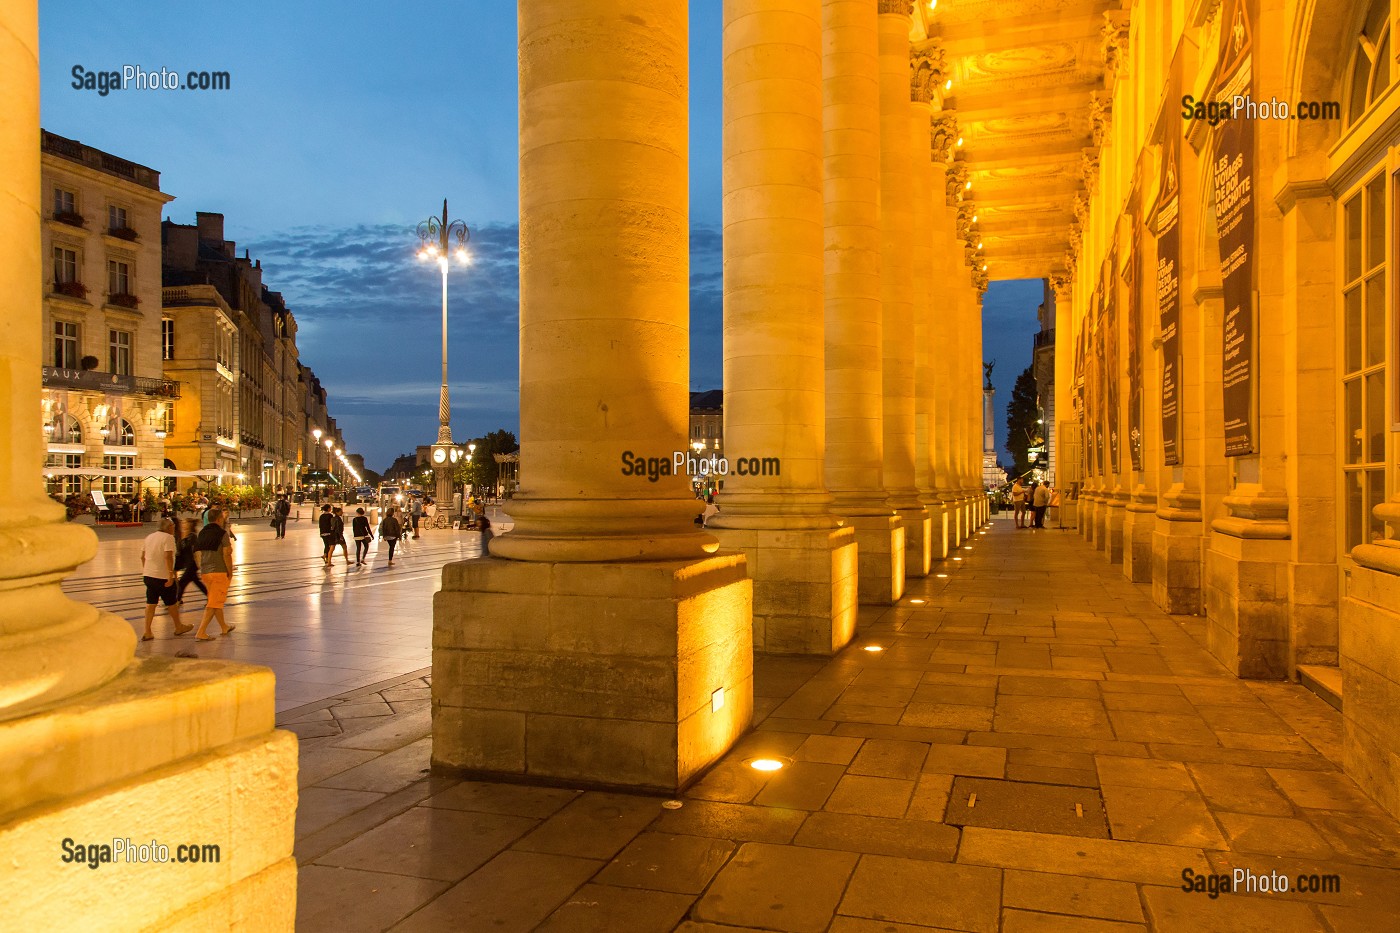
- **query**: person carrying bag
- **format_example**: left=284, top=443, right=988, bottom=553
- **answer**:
left=379, top=507, right=403, bottom=565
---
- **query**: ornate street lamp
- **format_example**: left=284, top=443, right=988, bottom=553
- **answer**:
left=417, top=199, right=470, bottom=514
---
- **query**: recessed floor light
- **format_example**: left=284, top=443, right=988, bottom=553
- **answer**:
left=936, top=573, right=948, bottom=578
left=909, top=598, right=925, bottom=605
left=963, top=546, right=973, bottom=550
left=863, top=645, right=884, bottom=652
left=750, top=758, right=784, bottom=772
left=953, top=557, right=963, bottom=561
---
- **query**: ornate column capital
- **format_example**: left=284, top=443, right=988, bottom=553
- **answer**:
left=1049, top=273, right=1072, bottom=295
left=945, top=162, right=969, bottom=205
left=930, top=112, right=958, bottom=162
left=1090, top=92, right=1114, bottom=146
left=972, top=268, right=989, bottom=292
left=910, top=42, right=946, bottom=105
left=1072, top=193, right=1089, bottom=229
left=878, top=0, right=913, bottom=15
left=1102, top=11, right=1131, bottom=84
left=1080, top=148, right=1100, bottom=195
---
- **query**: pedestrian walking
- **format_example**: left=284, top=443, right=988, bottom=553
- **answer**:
left=352, top=507, right=374, bottom=565
left=1010, top=478, right=1029, bottom=529
left=332, top=506, right=351, bottom=567
left=410, top=496, right=424, bottom=538
left=272, top=494, right=291, bottom=539
left=140, top=518, right=192, bottom=640
left=192, top=508, right=236, bottom=641
left=1032, top=481, right=1051, bottom=529
left=318, top=504, right=336, bottom=566
left=174, top=517, right=207, bottom=605
left=380, top=507, right=403, bottom=565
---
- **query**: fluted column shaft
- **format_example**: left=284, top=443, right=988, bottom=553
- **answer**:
left=929, top=161, right=955, bottom=496
left=911, top=111, right=935, bottom=504
left=712, top=0, right=834, bottom=531
left=1052, top=278, right=1074, bottom=489
left=0, top=1, right=134, bottom=720
left=876, top=3, right=921, bottom=512
left=494, top=0, right=713, bottom=562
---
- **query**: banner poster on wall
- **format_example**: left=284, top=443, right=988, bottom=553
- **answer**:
left=1156, top=95, right=1183, bottom=466
left=1104, top=248, right=1120, bottom=475
left=1093, top=281, right=1105, bottom=478
left=1127, top=227, right=1143, bottom=472
left=1214, top=0, right=1256, bottom=456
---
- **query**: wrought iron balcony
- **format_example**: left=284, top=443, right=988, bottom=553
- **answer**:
left=42, top=366, right=180, bottom=398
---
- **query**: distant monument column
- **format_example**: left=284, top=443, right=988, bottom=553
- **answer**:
left=433, top=0, right=754, bottom=793
left=982, top=361, right=1004, bottom=489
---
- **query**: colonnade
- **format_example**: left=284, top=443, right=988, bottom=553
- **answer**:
left=434, top=0, right=988, bottom=793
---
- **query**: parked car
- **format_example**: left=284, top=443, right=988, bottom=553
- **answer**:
left=355, top=486, right=375, bottom=502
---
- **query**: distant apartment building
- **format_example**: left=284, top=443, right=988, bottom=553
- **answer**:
left=40, top=131, right=177, bottom=499
left=689, top=389, right=723, bottom=455
left=1032, top=280, right=1056, bottom=484
left=162, top=212, right=344, bottom=489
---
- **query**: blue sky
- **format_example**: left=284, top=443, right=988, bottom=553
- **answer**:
left=40, top=1, right=1036, bottom=472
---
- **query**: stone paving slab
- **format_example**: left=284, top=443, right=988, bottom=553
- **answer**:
left=286, top=521, right=1400, bottom=931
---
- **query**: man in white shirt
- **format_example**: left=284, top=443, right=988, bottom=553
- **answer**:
left=141, top=518, right=192, bottom=640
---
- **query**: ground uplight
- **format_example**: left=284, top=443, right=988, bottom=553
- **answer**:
left=750, top=758, right=784, bottom=772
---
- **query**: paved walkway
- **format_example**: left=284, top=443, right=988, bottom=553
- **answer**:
left=69, top=516, right=495, bottom=713
left=289, top=519, right=1400, bottom=932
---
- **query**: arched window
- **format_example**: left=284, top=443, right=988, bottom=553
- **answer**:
left=1346, top=0, right=1393, bottom=125
left=46, top=414, right=82, bottom=445
left=104, top=418, right=136, bottom=446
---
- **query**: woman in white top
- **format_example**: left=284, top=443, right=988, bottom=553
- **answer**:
left=1010, top=478, right=1029, bottom=529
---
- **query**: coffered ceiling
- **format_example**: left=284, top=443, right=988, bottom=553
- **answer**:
left=919, top=0, right=1121, bottom=282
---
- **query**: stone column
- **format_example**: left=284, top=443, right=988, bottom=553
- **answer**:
left=877, top=0, right=930, bottom=575
left=0, top=5, right=297, bottom=927
left=937, top=176, right=967, bottom=547
left=433, top=0, right=753, bottom=792
left=1051, top=275, right=1078, bottom=529
left=823, top=0, right=904, bottom=603
left=708, top=0, right=857, bottom=656
left=925, top=136, right=954, bottom=559
left=1102, top=240, right=1127, bottom=564
left=906, top=44, right=941, bottom=576
left=1123, top=229, right=1159, bottom=583
left=968, top=286, right=988, bottom=527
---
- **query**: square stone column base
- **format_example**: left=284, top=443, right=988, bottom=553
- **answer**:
left=1121, top=505, right=1155, bottom=583
left=895, top=506, right=931, bottom=578
left=1153, top=516, right=1204, bottom=615
left=432, top=553, right=754, bottom=793
left=1205, top=531, right=1291, bottom=678
left=710, top=526, right=857, bottom=656
left=845, top=514, right=906, bottom=605
left=1341, top=561, right=1400, bottom=819
left=0, top=658, right=297, bottom=932
left=1080, top=497, right=1097, bottom=541
left=924, top=500, right=950, bottom=560
left=1102, top=500, right=1126, bottom=564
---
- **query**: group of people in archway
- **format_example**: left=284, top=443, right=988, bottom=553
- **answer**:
left=1009, top=477, right=1055, bottom=530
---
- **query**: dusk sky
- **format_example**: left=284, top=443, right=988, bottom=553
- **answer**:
left=40, top=1, right=1039, bottom=473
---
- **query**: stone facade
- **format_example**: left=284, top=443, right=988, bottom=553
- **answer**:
left=162, top=213, right=345, bottom=489
left=40, top=131, right=174, bottom=501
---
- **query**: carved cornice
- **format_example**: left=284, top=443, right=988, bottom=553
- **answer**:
left=946, top=162, right=969, bottom=204
left=1102, top=11, right=1130, bottom=84
left=911, top=43, right=946, bottom=104
left=930, top=112, right=959, bottom=163
left=1072, top=193, right=1089, bottom=229
left=878, top=0, right=913, bottom=15
left=972, top=268, right=989, bottom=292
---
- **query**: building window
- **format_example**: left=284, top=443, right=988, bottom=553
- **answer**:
left=53, top=187, right=75, bottom=215
left=1347, top=0, right=1393, bottom=126
left=48, top=413, right=83, bottom=445
left=46, top=453, right=83, bottom=497
left=53, top=320, right=80, bottom=369
left=108, top=205, right=127, bottom=230
left=1341, top=170, right=1390, bottom=552
left=159, top=406, right=174, bottom=436
left=105, top=417, right=136, bottom=447
left=108, top=329, right=132, bottom=375
left=162, top=318, right=175, bottom=360
left=53, top=247, right=77, bottom=284
left=102, top=455, right=135, bottom=495
left=107, top=259, right=130, bottom=296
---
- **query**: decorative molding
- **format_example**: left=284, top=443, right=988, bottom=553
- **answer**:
left=930, top=113, right=959, bottom=162
left=1072, top=193, right=1089, bottom=228
left=1049, top=273, right=1071, bottom=294
left=911, top=43, right=946, bottom=104
left=878, top=0, right=913, bottom=15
